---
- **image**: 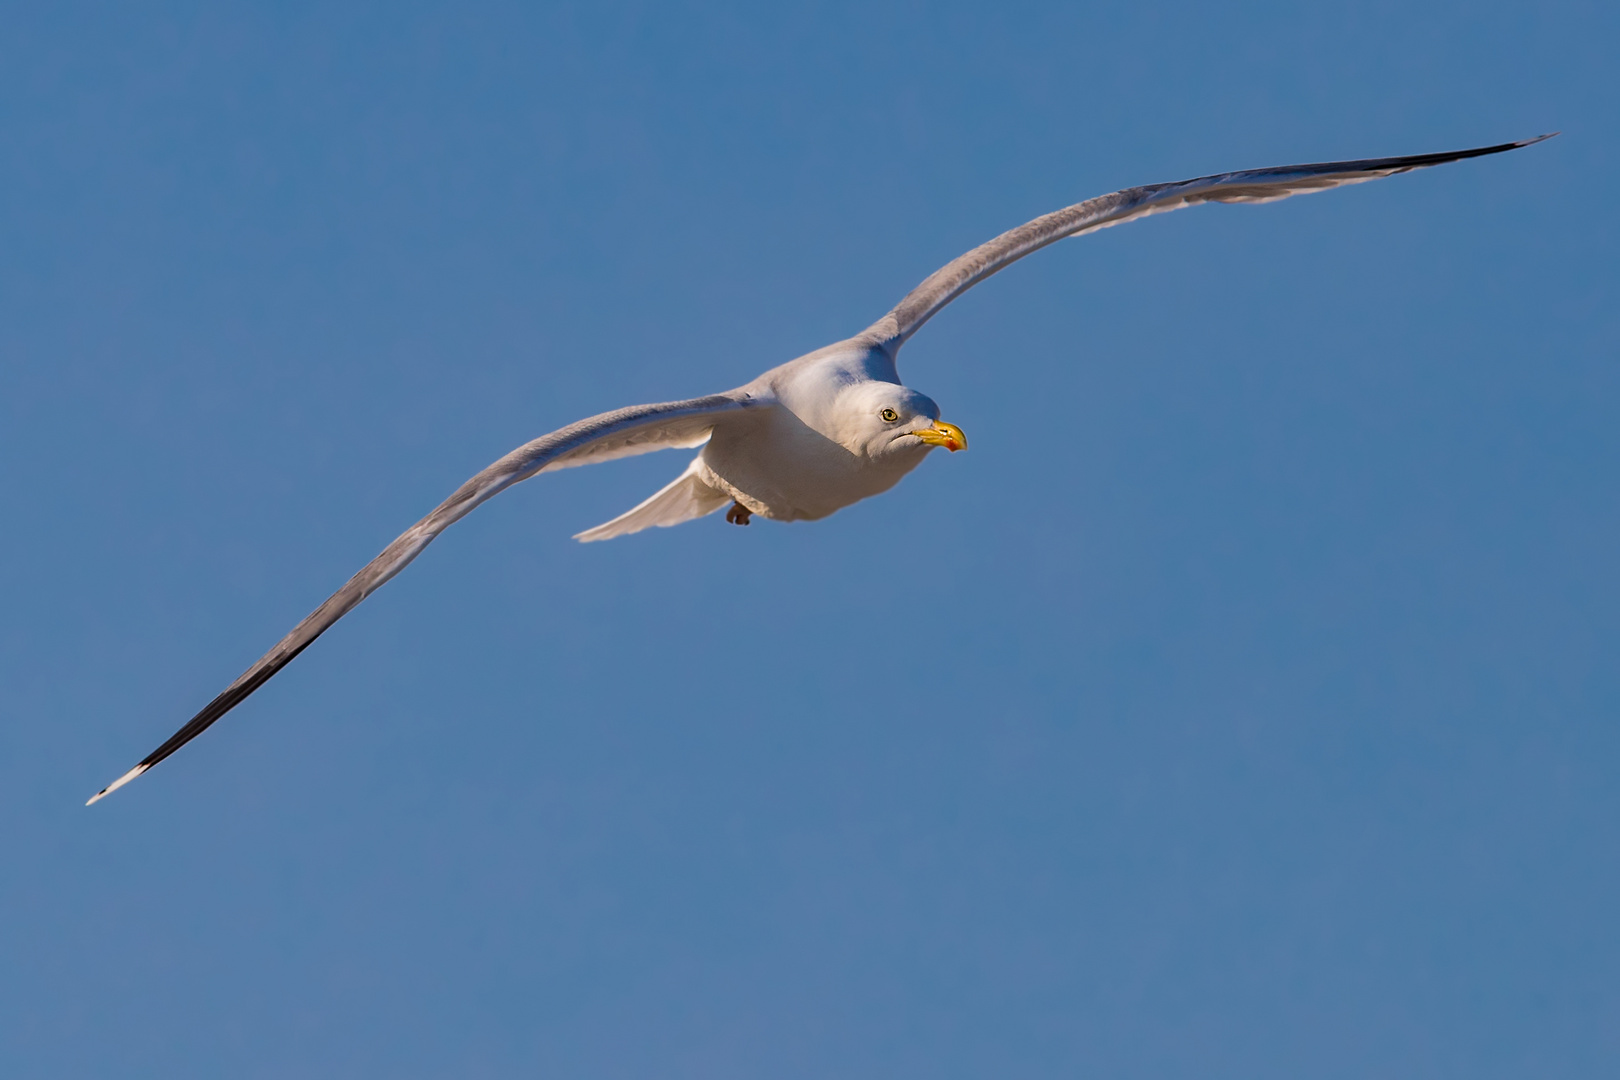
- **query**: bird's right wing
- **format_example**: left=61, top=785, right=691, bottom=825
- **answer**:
left=864, top=135, right=1555, bottom=350
left=87, top=392, right=755, bottom=804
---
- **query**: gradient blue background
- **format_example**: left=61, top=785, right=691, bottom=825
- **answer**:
left=3, top=2, right=1615, bottom=1076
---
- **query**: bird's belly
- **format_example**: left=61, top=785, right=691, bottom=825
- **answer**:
left=698, top=429, right=927, bottom=522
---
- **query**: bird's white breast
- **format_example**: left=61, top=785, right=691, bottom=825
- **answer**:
left=699, top=345, right=930, bottom=521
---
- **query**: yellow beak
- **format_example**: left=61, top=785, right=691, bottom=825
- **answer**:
left=912, top=419, right=967, bottom=452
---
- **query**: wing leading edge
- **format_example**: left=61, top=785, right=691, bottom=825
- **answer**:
left=865, top=135, right=1555, bottom=349
left=87, top=394, right=751, bottom=804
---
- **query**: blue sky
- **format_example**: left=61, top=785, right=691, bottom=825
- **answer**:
left=2, top=2, right=1615, bottom=1076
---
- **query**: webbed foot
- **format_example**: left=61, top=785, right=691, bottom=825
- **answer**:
left=726, top=501, right=753, bottom=526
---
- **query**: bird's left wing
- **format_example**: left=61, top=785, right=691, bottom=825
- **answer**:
left=864, top=134, right=1555, bottom=350
left=88, top=393, right=752, bottom=804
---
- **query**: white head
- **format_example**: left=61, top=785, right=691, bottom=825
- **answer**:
left=824, top=380, right=968, bottom=461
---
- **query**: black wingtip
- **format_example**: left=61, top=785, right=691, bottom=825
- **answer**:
left=85, top=763, right=151, bottom=805
left=1359, top=133, right=1558, bottom=173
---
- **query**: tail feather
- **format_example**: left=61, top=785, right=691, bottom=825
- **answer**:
left=573, top=457, right=731, bottom=542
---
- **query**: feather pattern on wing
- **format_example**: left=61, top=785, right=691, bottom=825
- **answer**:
left=87, top=393, right=753, bottom=803
left=865, top=135, right=1555, bottom=349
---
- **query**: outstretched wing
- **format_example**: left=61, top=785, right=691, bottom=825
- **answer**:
left=867, top=135, right=1555, bottom=349
left=88, top=393, right=752, bottom=804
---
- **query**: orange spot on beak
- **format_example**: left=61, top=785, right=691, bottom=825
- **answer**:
left=912, top=420, right=967, bottom=452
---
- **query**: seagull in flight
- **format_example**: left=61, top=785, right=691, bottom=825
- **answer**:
left=88, top=134, right=1553, bottom=804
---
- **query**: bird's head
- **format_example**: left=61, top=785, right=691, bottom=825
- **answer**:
left=830, top=381, right=968, bottom=461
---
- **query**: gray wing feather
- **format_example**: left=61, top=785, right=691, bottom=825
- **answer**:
left=88, top=393, right=749, bottom=803
left=869, top=135, right=1555, bottom=348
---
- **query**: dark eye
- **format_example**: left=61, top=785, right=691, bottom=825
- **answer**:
left=880, top=408, right=900, bottom=423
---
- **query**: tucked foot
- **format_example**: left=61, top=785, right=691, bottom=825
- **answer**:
left=726, top=501, right=753, bottom=526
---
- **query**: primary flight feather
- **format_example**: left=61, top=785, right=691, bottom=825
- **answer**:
left=88, top=134, right=1553, bottom=804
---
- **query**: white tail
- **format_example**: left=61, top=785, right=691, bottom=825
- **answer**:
left=573, top=456, right=732, bottom=542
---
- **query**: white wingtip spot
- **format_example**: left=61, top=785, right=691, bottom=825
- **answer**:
left=86, top=763, right=150, bottom=806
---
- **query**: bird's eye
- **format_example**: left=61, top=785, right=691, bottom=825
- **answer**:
left=880, top=408, right=900, bottom=422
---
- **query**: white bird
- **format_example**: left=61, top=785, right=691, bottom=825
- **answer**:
left=88, top=134, right=1553, bottom=804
